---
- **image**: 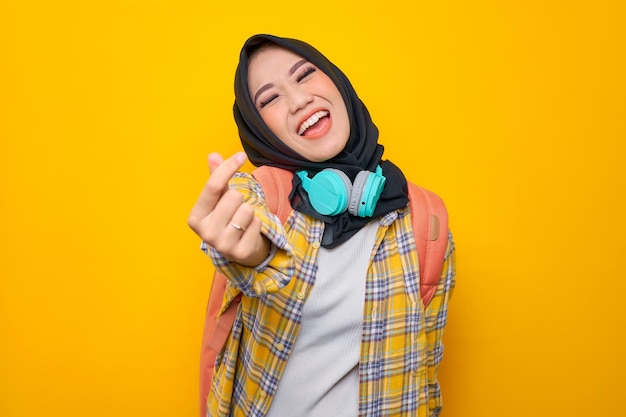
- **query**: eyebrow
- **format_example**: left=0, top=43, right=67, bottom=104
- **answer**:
left=252, top=59, right=309, bottom=105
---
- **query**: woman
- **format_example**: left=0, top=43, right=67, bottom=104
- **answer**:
left=188, top=34, right=456, bottom=417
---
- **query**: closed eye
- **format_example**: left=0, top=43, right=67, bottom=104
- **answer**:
left=259, top=94, right=279, bottom=108
left=297, top=66, right=316, bottom=82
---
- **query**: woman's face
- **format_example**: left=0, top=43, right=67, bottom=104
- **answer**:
left=247, top=45, right=350, bottom=162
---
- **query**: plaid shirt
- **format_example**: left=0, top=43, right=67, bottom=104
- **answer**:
left=204, top=172, right=456, bottom=417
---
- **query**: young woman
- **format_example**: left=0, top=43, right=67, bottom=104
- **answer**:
left=188, top=34, right=456, bottom=417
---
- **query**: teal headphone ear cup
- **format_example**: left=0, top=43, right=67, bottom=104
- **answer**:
left=297, top=166, right=386, bottom=218
left=348, top=171, right=370, bottom=216
left=302, top=169, right=352, bottom=216
left=348, top=169, right=387, bottom=217
left=325, top=168, right=352, bottom=190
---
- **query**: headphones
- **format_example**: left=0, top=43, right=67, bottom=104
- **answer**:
left=296, top=166, right=386, bottom=217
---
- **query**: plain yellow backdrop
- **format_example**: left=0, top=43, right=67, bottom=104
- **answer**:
left=1, top=1, right=624, bottom=416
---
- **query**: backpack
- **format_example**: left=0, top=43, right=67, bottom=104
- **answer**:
left=199, top=165, right=448, bottom=416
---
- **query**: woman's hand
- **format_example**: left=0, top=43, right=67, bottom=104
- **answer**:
left=188, top=152, right=270, bottom=267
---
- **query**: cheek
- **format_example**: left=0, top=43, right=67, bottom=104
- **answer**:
left=333, top=96, right=350, bottom=138
left=318, top=78, right=349, bottom=127
left=260, top=109, right=280, bottom=131
left=259, top=107, right=290, bottom=140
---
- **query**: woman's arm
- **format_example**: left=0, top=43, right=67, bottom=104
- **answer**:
left=424, top=231, right=456, bottom=416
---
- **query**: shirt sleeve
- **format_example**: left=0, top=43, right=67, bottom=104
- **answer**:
left=424, top=231, right=456, bottom=416
left=201, top=171, right=296, bottom=297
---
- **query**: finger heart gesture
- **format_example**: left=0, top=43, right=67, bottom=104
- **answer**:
left=188, top=152, right=270, bottom=267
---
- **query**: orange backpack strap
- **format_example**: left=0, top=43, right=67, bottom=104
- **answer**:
left=251, top=165, right=294, bottom=224
left=407, top=182, right=449, bottom=307
left=199, top=270, right=240, bottom=417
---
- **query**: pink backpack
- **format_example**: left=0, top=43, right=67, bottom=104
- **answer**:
left=199, top=166, right=448, bottom=416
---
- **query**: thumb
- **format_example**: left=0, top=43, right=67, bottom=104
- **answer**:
left=208, top=152, right=225, bottom=173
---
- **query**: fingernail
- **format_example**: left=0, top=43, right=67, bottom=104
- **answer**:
left=235, top=152, right=247, bottom=164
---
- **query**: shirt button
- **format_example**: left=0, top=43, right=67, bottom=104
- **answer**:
left=297, top=290, right=306, bottom=300
left=260, top=391, right=267, bottom=399
left=312, top=241, right=320, bottom=248
left=276, top=343, right=285, bottom=351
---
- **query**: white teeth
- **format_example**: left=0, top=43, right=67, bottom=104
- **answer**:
left=298, top=110, right=329, bottom=135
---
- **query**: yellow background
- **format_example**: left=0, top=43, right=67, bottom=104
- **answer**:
left=1, top=1, right=624, bottom=416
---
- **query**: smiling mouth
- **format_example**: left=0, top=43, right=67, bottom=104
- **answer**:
left=297, top=110, right=329, bottom=136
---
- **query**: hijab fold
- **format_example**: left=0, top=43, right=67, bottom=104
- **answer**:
left=234, top=34, right=409, bottom=248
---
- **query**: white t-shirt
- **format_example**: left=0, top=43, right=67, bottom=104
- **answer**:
left=265, top=221, right=378, bottom=417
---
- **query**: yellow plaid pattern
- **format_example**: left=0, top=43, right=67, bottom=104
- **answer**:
left=204, top=173, right=456, bottom=417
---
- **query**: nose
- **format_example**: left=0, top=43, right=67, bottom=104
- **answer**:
left=287, top=85, right=313, bottom=113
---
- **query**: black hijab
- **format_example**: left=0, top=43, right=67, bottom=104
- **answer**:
left=234, top=34, right=409, bottom=248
